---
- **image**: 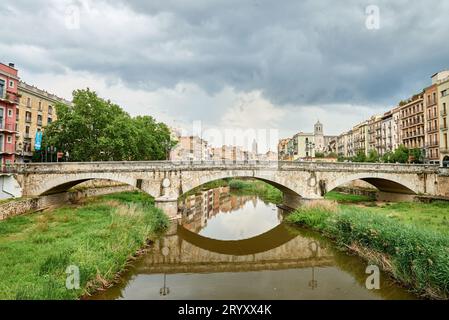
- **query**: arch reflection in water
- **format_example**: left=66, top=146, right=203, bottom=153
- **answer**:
left=89, top=187, right=416, bottom=300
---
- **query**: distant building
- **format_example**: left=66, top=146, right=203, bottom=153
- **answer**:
left=170, top=135, right=210, bottom=161
left=16, top=81, right=70, bottom=163
left=434, top=71, right=449, bottom=166
left=279, top=121, right=335, bottom=161
left=400, top=93, right=425, bottom=151
left=0, top=62, right=19, bottom=169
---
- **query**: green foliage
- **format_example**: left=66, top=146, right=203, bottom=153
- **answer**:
left=228, top=179, right=283, bottom=204
left=314, top=152, right=325, bottom=158
left=287, top=202, right=449, bottom=299
left=409, top=148, right=424, bottom=164
left=390, top=145, right=409, bottom=163
left=42, top=88, right=176, bottom=161
left=352, top=150, right=367, bottom=162
left=0, top=191, right=168, bottom=300
left=366, top=149, right=379, bottom=163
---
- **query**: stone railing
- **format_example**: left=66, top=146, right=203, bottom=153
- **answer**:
left=8, top=160, right=440, bottom=175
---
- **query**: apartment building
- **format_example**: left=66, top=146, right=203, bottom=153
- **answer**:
left=16, top=82, right=69, bottom=162
left=0, top=63, right=19, bottom=169
left=381, top=111, right=394, bottom=156
left=424, top=83, right=440, bottom=164
left=392, top=106, right=402, bottom=151
left=353, top=121, right=369, bottom=156
left=278, top=138, right=290, bottom=160
left=436, top=72, right=449, bottom=166
left=170, top=135, right=210, bottom=161
left=399, top=93, right=425, bottom=151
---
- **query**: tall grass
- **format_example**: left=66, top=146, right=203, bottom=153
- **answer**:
left=287, top=204, right=449, bottom=299
left=0, top=191, right=168, bottom=300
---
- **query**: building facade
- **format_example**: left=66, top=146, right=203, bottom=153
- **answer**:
left=424, top=83, right=440, bottom=164
left=16, top=82, right=68, bottom=163
left=0, top=63, right=19, bottom=169
left=400, top=93, right=425, bottom=151
left=279, top=121, right=335, bottom=161
left=436, top=73, right=449, bottom=166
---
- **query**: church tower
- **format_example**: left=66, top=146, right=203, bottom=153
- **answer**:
left=314, top=121, right=324, bottom=152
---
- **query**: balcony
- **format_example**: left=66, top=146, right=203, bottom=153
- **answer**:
left=25, top=117, right=32, bottom=123
left=0, top=93, right=19, bottom=105
left=0, top=122, right=17, bottom=133
left=427, top=126, right=438, bottom=133
left=441, top=125, right=448, bottom=132
left=37, top=120, right=43, bottom=126
left=441, top=148, right=449, bottom=154
left=0, top=144, right=15, bottom=154
left=441, top=109, right=447, bottom=117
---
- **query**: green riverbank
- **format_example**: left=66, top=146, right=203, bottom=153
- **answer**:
left=0, top=191, right=168, bottom=300
left=287, top=193, right=449, bottom=299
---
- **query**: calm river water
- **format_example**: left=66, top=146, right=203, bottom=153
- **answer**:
left=90, top=186, right=416, bottom=300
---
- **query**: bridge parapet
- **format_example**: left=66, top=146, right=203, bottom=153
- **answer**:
left=11, top=161, right=441, bottom=174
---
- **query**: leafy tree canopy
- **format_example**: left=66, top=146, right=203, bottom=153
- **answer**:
left=42, top=88, right=176, bottom=161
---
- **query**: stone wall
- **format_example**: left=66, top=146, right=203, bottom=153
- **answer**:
left=0, top=184, right=135, bottom=221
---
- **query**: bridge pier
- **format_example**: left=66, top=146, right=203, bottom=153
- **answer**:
left=155, top=197, right=179, bottom=220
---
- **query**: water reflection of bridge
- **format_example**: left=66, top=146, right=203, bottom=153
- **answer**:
left=136, top=224, right=333, bottom=274
left=178, top=186, right=283, bottom=233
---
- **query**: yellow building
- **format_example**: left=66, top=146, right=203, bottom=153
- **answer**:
left=16, top=81, right=70, bottom=162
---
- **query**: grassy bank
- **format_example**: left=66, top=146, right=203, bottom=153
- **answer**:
left=325, top=190, right=375, bottom=204
left=0, top=191, right=168, bottom=300
left=286, top=200, right=449, bottom=299
left=228, top=179, right=283, bottom=204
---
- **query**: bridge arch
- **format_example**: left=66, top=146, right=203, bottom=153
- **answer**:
left=177, top=223, right=298, bottom=256
left=180, top=172, right=305, bottom=200
left=33, top=172, right=147, bottom=197
left=326, top=172, right=418, bottom=195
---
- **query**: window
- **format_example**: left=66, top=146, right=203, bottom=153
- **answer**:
left=47, top=117, right=52, bottom=124
left=37, top=114, right=43, bottom=126
left=9, top=80, right=14, bottom=88
left=38, top=101, right=42, bottom=111
left=27, top=97, right=31, bottom=107
left=7, top=136, right=12, bottom=143
left=7, top=109, right=13, bottom=117
left=48, top=106, right=53, bottom=115
left=0, top=79, right=5, bottom=98
left=442, top=90, right=448, bottom=97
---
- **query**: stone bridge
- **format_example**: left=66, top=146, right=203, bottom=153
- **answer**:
left=6, top=161, right=447, bottom=218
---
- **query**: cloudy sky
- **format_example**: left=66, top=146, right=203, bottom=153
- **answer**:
left=1, top=0, right=448, bottom=152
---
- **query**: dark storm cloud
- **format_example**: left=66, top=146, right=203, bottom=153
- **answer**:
left=1, top=0, right=449, bottom=108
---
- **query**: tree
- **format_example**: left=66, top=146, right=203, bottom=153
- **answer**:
left=315, top=152, right=325, bottom=158
left=352, top=150, right=367, bottom=162
left=409, top=148, right=424, bottom=164
left=367, top=149, right=379, bottom=163
left=42, top=88, right=176, bottom=162
left=381, top=151, right=394, bottom=163
left=390, top=145, right=409, bottom=163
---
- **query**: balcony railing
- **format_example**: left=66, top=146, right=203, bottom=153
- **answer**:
left=0, top=144, right=15, bottom=153
left=441, top=125, right=448, bottom=131
left=25, top=117, right=32, bottom=123
left=0, top=122, right=16, bottom=132
left=441, top=109, right=447, bottom=117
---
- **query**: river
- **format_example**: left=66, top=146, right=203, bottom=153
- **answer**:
left=89, top=186, right=416, bottom=300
